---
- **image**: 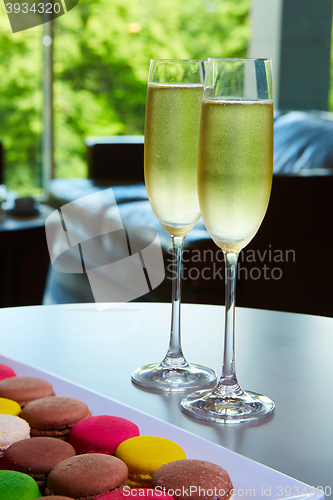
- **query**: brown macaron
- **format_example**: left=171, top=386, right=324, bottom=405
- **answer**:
left=151, top=459, right=233, bottom=500
left=1, top=437, right=76, bottom=492
left=33, top=497, right=73, bottom=500
left=21, top=396, right=91, bottom=440
left=45, top=453, right=128, bottom=499
left=0, top=377, right=55, bottom=407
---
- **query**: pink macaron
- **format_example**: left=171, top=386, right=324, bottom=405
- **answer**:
left=69, top=415, right=140, bottom=455
left=0, top=364, right=17, bottom=382
left=98, top=488, right=174, bottom=500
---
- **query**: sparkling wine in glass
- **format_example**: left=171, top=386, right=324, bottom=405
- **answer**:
left=181, top=58, right=275, bottom=421
left=131, top=59, right=216, bottom=392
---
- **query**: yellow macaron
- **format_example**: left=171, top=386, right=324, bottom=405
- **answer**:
left=0, top=397, right=21, bottom=416
left=115, top=435, right=186, bottom=487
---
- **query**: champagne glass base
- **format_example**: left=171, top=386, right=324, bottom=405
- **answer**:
left=180, top=388, right=275, bottom=423
left=131, top=362, right=217, bottom=393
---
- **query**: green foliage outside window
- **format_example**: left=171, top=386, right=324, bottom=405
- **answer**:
left=0, top=25, right=42, bottom=195
left=0, top=0, right=250, bottom=194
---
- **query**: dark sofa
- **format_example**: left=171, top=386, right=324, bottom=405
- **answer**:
left=46, top=111, right=333, bottom=317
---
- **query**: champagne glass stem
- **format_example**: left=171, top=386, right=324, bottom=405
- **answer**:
left=132, top=230, right=216, bottom=391
left=181, top=247, right=275, bottom=420
left=163, top=235, right=187, bottom=367
left=213, top=251, right=242, bottom=397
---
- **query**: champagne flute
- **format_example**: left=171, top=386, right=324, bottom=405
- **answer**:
left=131, top=59, right=216, bottom=392
left=181, top=58, right=275, bottom=421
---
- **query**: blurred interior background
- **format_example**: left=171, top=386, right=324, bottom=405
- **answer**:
left=1, top=0, right=333, bottom=316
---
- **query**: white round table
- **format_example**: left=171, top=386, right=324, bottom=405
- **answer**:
left=0, top=302, right=332, bottom=493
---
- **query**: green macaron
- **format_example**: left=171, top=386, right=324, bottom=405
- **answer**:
left=0, top=470, right=41, bottom=499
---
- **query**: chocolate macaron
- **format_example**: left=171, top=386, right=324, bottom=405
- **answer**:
left=45, top=453, right=128, bottom=499
left=35, top=497, right=73, bottom=499
left=1, top=437, right=76, bottom=492
left=0, top=376, right=55, bottom=407
left=21, top=396, right=91, bottom=440
left=151, top=459, right=233, bottom=500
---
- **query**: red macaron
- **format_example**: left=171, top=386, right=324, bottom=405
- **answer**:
left=0, top=364, right=17, bottom=381
left=69, top=415, right=140, bottom=455
left=98, top=489, right=175, bottom=500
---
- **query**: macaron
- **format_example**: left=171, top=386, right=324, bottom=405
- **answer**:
left=0, top=470, right=41, bottom=499
left=151, top=459, right=234, bottom=500
left=98, top=488, right=175, bottom=500
left=0, top=414, right=30, bottom=458
left=0, top=396, right=21, bottom=416
left=1, top=436, right=76, bottom=492
left=0, top=363, right=17, bottom=381
left=21, top=396, right=91, bottom=439
left=115, top=436, right=186, bottom=487
left=45, top=453, right=128, bottom=499
left=34, top=497, right=73, bottom=500
left=69, top=415, right=140, bottom=455
left=0, top=376, right=55, bottom=407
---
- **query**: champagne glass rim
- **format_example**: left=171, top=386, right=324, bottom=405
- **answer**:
left=150, top=58, right=206, bottom=63
left=207, top=57, right=271, bottom=63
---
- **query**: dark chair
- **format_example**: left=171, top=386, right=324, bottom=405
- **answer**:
left=0, top=221, right=50, bottom=308
left=235, top=172, right=333, bottom=317
left=86, top=136, right=144, bottom=182
left=0, top=140, right=51, bottom=307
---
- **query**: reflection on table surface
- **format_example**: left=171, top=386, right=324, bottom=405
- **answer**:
left=0, top=302, right=332, bottom=493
